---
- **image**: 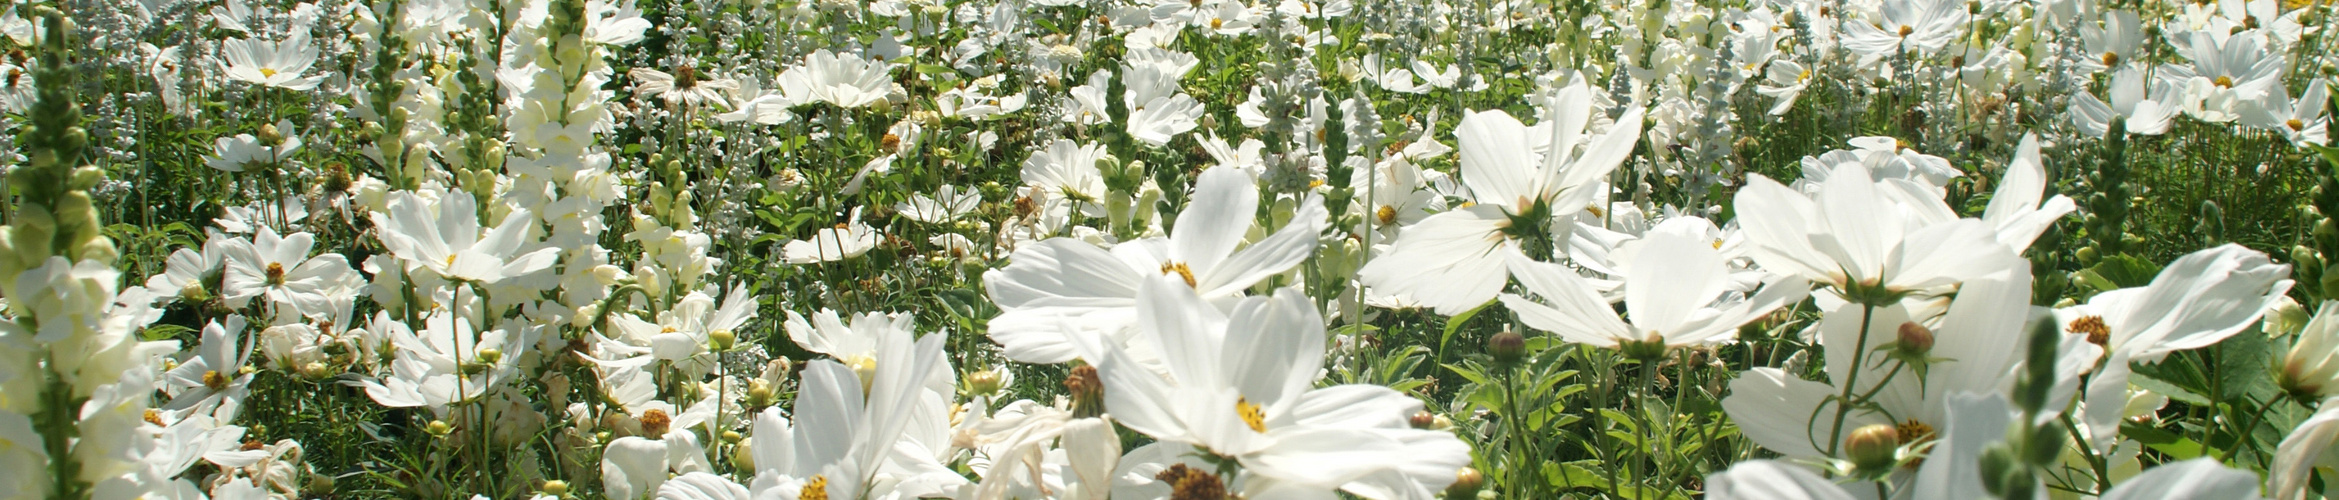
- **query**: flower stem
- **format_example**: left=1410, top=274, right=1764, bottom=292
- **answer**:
left=1824, top=303, right=1879, bottom=458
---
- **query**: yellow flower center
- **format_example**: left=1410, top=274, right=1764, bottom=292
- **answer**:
left=1897, top=418, right=1937, bottom=468
left=2289, top=118, right=2306, bottom=132
left=2101, top=52, right=2120, bottom=67
left=1376, top=205, right=1398, bottom=225
left=1161, top=261, right=1197, bottom=288
left=2214, top=75, right=2234, bottom=88
left=1236, top=397, right=1267, bottom=433
left=259, top=68, right=278, bottom=78
left=2068, top=315, right=2111, bottom=346
left=203, top=370, right=229, bottom=390
left=799, top=475, right=828, bottom=500
left=1897, top=25, right=1914, bottom=37
left=265, top=262, right=286, bottom=285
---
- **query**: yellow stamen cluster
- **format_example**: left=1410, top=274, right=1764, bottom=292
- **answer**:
left=2068, top=316, right=2111, bottom=346
left=799, top=475, right=828, bottom=500
left=1236, top=397, right=1267, bottom=433
left=1161, top=261, right=1197, bottom=288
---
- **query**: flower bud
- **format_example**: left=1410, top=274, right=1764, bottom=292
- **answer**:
left=1844, top=424, right=1900, bottom=472
left=1488, top=330, right=1526, bottom=365
left=967, top=367, right=1004, bottom=396
left=1896, top=321, right=1935, bottom=357
left=426, top=420, right=452, bottom=437
left=257, top=123, right=285, bottom=146
left=709, top=329, right=736, bottom=351
left=1445, top=467, right=1484, bottom=499
left=1410, top=411, right=1437, bottom=429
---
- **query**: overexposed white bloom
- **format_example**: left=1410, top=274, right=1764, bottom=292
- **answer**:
left=1504, top=218, right=1809, bottom=350
left=219, top=33, right=325, bottom=90
left=777, top=50, right=894, bottom=109
left=206, top=120, right=304, bottom=173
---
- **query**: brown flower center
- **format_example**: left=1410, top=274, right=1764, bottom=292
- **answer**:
left=1156, top=464, right=1228, bottom=500
left=2069, top=315, right=2111, bottom=346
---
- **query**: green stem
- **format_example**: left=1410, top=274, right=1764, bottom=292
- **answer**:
left=39, top=355, right=88, bottom=500
left=1824, top=303, right=1881, bottom=458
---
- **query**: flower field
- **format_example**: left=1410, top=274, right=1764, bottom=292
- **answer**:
left=10, top=0, right=2339, bottom=498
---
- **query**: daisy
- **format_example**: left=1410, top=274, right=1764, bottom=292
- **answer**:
left=219, top=33, right=326, bottom=91
left=1357, top=80, right=1645, bottom=314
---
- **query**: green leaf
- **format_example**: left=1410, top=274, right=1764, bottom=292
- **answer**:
left=1544, top=460, right=1612, bottom=494
left=2216, top=326, right=2279, bottom=402
left=2129, top=368, right=2211, bottom=406
left=2077, top=254, right=2163, bottom=291
left=1439, top=300, right=1495, bottom=358
left=2123, top=420, right=2203, bottom=459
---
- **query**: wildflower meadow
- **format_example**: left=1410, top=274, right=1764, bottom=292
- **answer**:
left=9, top=0, right=2339, bottom=498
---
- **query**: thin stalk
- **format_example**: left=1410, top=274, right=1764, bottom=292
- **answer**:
left=1823, top=303, right=1880, bottom=458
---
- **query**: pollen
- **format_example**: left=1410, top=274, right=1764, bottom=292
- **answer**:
left=259, top=68, right=278, bottom=78
left=2069, top=315, right=2111, bottom=346
left=144, top=409, right=165, bottom=426
left=265, top=262, right=286, bottom=285
left=445, top=254, right=457, bottom=267
left=1161, top=261, right=1197, bottom=288
left=1236, top=397, right=1267, bottom=433
left=203, top=370, right=229, bottom=390
left=2214, top=75, right=2234, bottom=88
left=1376, top=205, right=1398, bottom=225
left=1897, top=25, right=1914, bottom=37
left=1897, top=419, right=1937, bottom=468
left=2289, top=118, right=2306, bottom=132
left=798, top=475, right=828, bottom=500
left=639, top=408, right=673, bottom=437
left=1157, top=464, right=1228, bottom=500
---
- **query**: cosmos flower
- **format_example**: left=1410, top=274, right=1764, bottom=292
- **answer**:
left=219, top=33, right=325, bottom=91
left=1503, top=217, right=1810, bottom=351
left=777, top=49, right=894, bottom=109
left=1357, top=80, right=1645, bottom=314
left=630, top=65, right=738, bottom=109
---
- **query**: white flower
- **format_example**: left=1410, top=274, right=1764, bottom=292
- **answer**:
left=1838, top=0, right=1965, bottom=66
left=206, top=120, right=304, bottom=173
left=1020, top=139, right=1112, bottom=215
left=2275, top=397, right=2339, bottom=500
left=1357, top=80, right=1644, bottom=314
left=984, top=166, right=1328, bottom=364
left=1734, top=160, right=2022, bottom=300
left=896, top=185, right=983, bottom=223
left=777, top=50, right=894, bottom=109
left=162, top=316, right=253, bottom=422
left=219, top=226, right=359, bottom=319
left=370, top=191, right=560, bottom=284
left=1082, top=278, right=1471, bottom=498
left=2246, top=78, right=2331, bottom=146
left=220, top=33, right=325, bottom=90
left=630, top=65, right=737, bottom=109
left=1503, top=217, right=1809, bottom=350
left=2062, top=244, right=2291, bottom=450
left=2162, top=30, right=2284, bottom=122
left=1126, top=94, right=1203, bottom=147
left=2072, top=67, right=2179, bottom=138
left=744, top=327, right=965, bottom=499
left=780, top=209, right=880, bottom=264
left=1755, top=60, right=1813, bottom=116
left=2078, top=10, right=2146, bottom=73
left=1979, top=134, right=2077, bottom=252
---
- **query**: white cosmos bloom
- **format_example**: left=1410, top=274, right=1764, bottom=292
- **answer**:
left=219, top=33, right=325, bottom=90
left=371, top=191, right=560, bottom=284
left=1979, top=134, right=2077, bottom=252
left=984, top=165, right=1328, bottom=364
left=1503, top=217, right=1810, bottom=350
left=1756, top=60, right=1813, bottom=116
left=219, top=226, right=358, bottom=319
left=355, top=313, right=538, bottom=416
left=2060, top=244, right=2291, bottom=451
left=2245, top=78, right=2331, bottom=146
left=1837, top=0, right=1966, bottom=66
left=2072, top=67, right=2180, bottom=138
left=1079, top=277, right=1472, bottom=498
left=1357, top=80, right=1645, bottom=315
left=896, top=184, right=983, bottom=223
left=206, top=120, right=303, bottom=173
left=161, top=316, right=253, bottom=422
left=1020, top=139, right=1112, bottom=215
left=2274, top=397, right=2339, bottom=500
left=629, top=65, right=738, bottom=109
left=781, top=209, right=880, bottom=264
left=1126, top=94, right=1203, bottom=147
left=2078, top=10, right=2146, bottom=74
left=746, top=329, right=966, bottom=500
left=777, top=49, right=894, bottom=109
left=1734, top=160, right=2022, bottom=300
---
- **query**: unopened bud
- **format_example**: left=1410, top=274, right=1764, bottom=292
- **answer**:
left=1410, top=411, right=1437, bottom=429
left=540, top=480, right=569, bottom=497
left=1896, top=322, right=1934, bottom=356
left=1845, top=424, right=1901, bottom=472
left=709, top=329, right=736, bottom=351
left=967, top=368, right=1003, bottom=396
left=257, top=123, right=285, bottom=146
left=1445, top=467, right=1484, bottom=499
left=1488, top=330, right=1526, bottom=365
left=426, top=420, right=452, bottom=437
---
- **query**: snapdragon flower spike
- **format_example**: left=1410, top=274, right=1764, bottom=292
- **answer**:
left=985, top=165, right=1328, bottom=364
left=1358, top=80, right=1645, bottom=315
